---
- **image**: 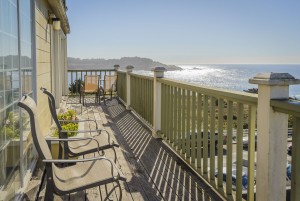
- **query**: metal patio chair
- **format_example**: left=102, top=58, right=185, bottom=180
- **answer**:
left=18, top=95, right=126, bottom=201
left=41, top=88, right=119, bottom=162
left=80, top=75, right=100, bottom=105
left=100, top=75, right=117, bottom=102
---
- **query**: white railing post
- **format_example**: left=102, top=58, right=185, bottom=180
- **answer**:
left=249, top=73, right=300, bottom=201
left=125, top=65, right=134, bottom=110
left=114, top=64, right=120, bottom=75
left=152, top=67, right=166, bottom=138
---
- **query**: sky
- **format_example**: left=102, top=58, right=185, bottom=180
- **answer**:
left=67, top=0, right=300, bottom=65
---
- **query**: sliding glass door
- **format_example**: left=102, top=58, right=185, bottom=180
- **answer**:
left=0, top=0, right=35, bottom=200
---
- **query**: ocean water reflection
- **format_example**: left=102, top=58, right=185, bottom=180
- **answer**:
left=134, top=64, right=300, bottom=96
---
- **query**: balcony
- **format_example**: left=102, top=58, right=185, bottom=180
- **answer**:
left=24, top=96, right=221, bottom=200
left=24, top=68, right=300, bottom=201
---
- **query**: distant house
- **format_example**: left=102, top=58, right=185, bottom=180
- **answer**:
left=0, top=0, right=70, bottom=200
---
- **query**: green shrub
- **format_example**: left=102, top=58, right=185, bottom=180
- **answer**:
left=53, top=110, right=78, bottom=137
left=69, top=79, right=83, bottom=94
left=57, top=110, right=77, bottom=125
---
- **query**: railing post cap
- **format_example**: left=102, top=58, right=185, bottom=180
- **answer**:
left=126, top=65, right=134, bottom=69
left=152, top=66, right=167, bottom=72
left=114, top=64, right=120, bottom=71
left=126, top=65, right=134, bottom=72
left=249, top=72, right=300, bottom=86
left=152, top=67, right=166, bottom=78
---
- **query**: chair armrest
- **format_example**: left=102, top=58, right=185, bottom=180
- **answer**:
left=46, top=137, right=101, bottom=153
left=59, top=119, right=99, bottom=129
left=43, top=156, right=112, bottom=164
left=45, top=137, right=95, bottom=142
left=59, top=119, right=97, bottom=124
left=60, top=129, right=105, bottom=134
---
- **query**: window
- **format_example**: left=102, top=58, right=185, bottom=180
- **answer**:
left=0, top=0, right=34, bottom=200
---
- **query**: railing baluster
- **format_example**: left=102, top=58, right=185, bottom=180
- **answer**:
left=170, top=86, right=174, bottom=144
left=166, top=85, right=170, bottom=140
left=191, top=91, right=196, bottom=165
left=150, top=80, right=153, bottom=125
left=203, top=95, right=209, bottom=177
left=236, top=103, right=244, bottom=200
left=182, top=89, right=186, bottom=156
left=178, top=88, right=182, bottom=151
left=160, top=84, right=166, bottom=139
left=197, top=93, right=203, bottom=172
left=174, top=87, right=178, bottom=149
left=217, top=98, right=224, bottom=188
left=146, top=80, right=149, bottom=123
left=210, top=96, right=216, bottom=182
left=226, top=101, right=233, bottom=196
left=186, top=90, right=191, bottom=160
left=247, top=105, right=256, bottom=201
left=292, top=116, right=300, bottom=201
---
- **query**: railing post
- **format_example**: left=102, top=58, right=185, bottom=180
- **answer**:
left=249, top=73, right=300, bottom=201
left=125, top=65, right=134, bottom=110
left=114, top=64, right=120, bottom=75
left=152, top=67, right=166, bottom=138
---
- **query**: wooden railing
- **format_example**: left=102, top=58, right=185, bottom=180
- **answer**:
left=159, top=78, right=257, bottom=200
left=130, top=74, right=154, bottom=126
left=117, top=71, right=127, bottom=103
left=117, top=68, right=258, bottom=200
left=117, top=68, right=300, bottom=201
left=68, top=69, right=115, bottom=94
left=271, top=99, right=300, bottom=201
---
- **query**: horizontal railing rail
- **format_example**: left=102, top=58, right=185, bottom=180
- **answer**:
left=159, top=78, right=258, bottom=105
left=271, top=99, right=300, bottom=201
left=271, top=99, right=300, bottom=117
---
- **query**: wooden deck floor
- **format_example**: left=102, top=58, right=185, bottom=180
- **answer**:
left=24, top=96, right=222, bottom=201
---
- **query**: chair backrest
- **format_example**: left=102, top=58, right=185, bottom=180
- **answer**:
left=84, top=75, right=99, bottom=92
left=104, top=75, right=117, bottom=92
left=18, top=95, right=52, bottom=160
left=40, top=88, right=62, bottom=131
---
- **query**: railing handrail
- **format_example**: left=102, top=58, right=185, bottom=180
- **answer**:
left=117, top=70, right=126, bottom=75
left=129, top=72, right=154, bottom=81
left=68, top=69, right=114, bottom=72
left=159, top=78, right=258, bottom=105
left=271, top=99, right=300, bottom=117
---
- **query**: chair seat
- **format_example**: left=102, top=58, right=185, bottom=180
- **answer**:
left=83, top=89, right=98, bottom=93
left=53, top=159, right=126, bottom=194
left=68, top=133, right=112, bottom=155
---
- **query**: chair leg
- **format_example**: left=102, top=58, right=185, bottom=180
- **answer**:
left=58, top=142, right=62, bottom=160
left=82, top=93, right=85, bottom=106
left=116, top=180, right=122, bottom=201
left=112, top=146, right=117, bottom=163
left=44, top=182, right=54, bottom=201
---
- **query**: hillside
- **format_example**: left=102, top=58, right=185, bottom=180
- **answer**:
left=67, top=57, right=181, bottom=71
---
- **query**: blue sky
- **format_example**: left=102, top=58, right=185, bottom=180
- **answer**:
left=67, top=1, right=300, bottom=64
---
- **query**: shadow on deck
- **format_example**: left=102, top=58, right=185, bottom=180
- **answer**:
left=24, top=96, right=223, bottom=201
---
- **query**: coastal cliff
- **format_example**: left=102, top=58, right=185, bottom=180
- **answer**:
left=67, top=57, right=181, bottom=71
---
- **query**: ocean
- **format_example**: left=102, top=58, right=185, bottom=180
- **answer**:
left=134, top=64, right=300, bottom=96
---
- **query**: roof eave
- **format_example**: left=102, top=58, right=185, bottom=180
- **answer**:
left=47, top=0, right=70, bottom=34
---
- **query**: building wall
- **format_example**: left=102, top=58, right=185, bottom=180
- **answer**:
left=35, top=0, right=52, bottom=134
left=0, top=0, right=68, bottom=199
